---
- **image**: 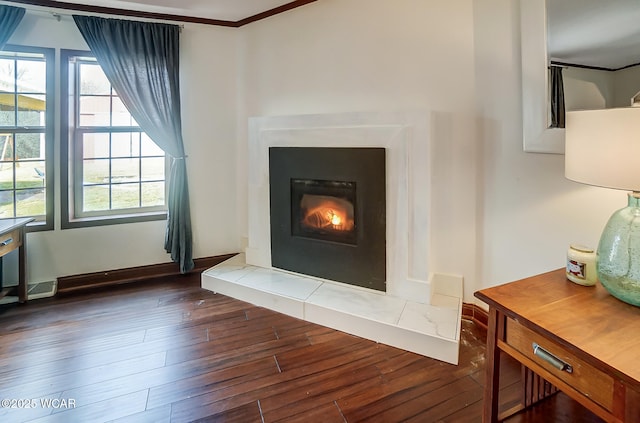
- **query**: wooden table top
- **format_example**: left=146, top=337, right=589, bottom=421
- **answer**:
left=475, top=268, right=640, bottom=388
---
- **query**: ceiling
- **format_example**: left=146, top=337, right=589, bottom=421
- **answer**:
left=57, top=0, right=294, bottom=21
left=547, top=0, right=640, bottom=70
left=4, top=0, right=311, bottom=25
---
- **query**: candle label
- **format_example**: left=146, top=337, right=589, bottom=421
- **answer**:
left=567, top=259, right=586, bottom=280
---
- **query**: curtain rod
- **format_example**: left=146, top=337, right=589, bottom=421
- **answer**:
left=49, top=11, right=185, bottom=29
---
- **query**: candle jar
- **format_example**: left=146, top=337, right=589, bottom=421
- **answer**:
left=566, top=244, right=597, bottom=286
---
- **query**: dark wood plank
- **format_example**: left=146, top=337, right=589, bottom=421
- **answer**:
left=336, top=360, right=465, bottom=421
left=0, top=272, right=605, bottom=423
left=168, top=343, right=391, bottom=421
left=191, top=401, right=263, bottom=423
left=367, top=376, right=483, bottom=422
left=268, top=401, right=346, bottom=422
left=146, top=356, right=280, bottom=409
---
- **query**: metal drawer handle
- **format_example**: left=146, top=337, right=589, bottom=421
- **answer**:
left=0, top=237, right=13, bottom=247
left=532, top=343, right=573, bottom=373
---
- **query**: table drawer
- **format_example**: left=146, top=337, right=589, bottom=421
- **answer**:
left=0, top=229, right=20, bottom=257
left=506, top=317, right=614, bottom=411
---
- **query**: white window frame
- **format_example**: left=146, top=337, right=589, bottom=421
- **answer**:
left=0, top=44, right=54, bottom=231
left=61, top=49, right=168, bottom=229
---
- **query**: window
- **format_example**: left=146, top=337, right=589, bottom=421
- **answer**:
left=61, top=50, right=167, bottom=228
left=0, top=45, right=54, bottom=231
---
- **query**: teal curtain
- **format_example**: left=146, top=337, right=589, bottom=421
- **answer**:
left=73, top=15, right=194, bottom=273
left=550, top=65, right=565, bottom=128
left=0, top=5, right=25, bottom=50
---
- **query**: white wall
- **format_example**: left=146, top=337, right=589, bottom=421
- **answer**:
left=612, top=65, right=640, bottom=107
left=7, top=9, right=241, bottom=283
left=563, top=65, right=640, bottom=110
left=238, top=0, right=479, bottom=296
left=237, top=0, right=622, bottom=302
left=472, top=0, right=618, bottom=294
left=5, top=0, right=624, bottom=302
left=564, top=67, right=613, bottom=110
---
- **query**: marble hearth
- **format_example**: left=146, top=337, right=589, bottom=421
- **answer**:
left=203, top=254, right=461, bottom=363
left=201, top=111, right=462, bottom=364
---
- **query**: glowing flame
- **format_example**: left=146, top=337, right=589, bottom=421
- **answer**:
left=302, top=199, right=354, bottom=232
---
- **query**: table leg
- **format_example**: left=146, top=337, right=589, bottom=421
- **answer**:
left=483, top=307, right=502, bottom=423
left=17, top=229, right=27, bottom=303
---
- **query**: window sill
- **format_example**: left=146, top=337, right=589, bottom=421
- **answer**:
left=26, top=219, right=53, bottom=233
left=62, top=211, right=168, bottom=229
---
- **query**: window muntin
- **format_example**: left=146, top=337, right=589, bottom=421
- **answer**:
left=76, top=129, right=165, bottom=215
left=63, top=53, right=167, bottom=226
left=0, top=46, right=53, bottom=229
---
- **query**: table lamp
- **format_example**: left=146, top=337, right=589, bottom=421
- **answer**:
left=565, top=107, right=640, bottom=307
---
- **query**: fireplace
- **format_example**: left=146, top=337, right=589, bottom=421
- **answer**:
left=204, top=112, right=462, bottom=365
left=269, top=147, right=386, bottom=291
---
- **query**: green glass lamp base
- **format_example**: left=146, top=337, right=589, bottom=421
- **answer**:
left=597, top=192, right=640, bottom=307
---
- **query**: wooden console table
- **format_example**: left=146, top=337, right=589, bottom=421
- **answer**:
left=0, top=217, right=33, bottom=303
left=475, top=268, right=640, bottom=422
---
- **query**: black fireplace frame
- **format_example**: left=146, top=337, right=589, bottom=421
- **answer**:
left=269, top=147, right=386, bottom=291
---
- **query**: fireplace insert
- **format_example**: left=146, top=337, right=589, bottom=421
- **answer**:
left=291, top=178, right=357, bottom=245
left=269, top=147, right=385, bottom=291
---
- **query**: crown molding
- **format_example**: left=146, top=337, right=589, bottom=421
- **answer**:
left=3, top=0, right=317, bottom=27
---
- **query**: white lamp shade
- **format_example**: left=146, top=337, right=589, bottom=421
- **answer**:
left=565, top=108, right=640, bottom=192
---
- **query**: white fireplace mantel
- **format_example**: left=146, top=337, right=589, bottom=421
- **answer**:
left=246, top=111, right=434, bottom=301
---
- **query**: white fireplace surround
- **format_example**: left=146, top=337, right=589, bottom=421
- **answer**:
left=202, top=111, right=462, bottom=364
left=248, top=111, right=434, bottom=299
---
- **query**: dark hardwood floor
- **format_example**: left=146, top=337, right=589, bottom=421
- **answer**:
left=0, top=274, right=604, bottom=422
